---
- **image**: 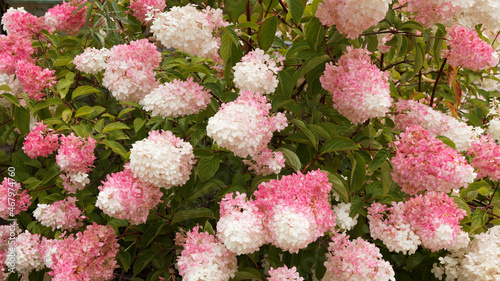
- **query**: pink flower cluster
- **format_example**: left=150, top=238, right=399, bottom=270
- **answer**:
left=0, top=33, right=33, bottom=75
left=253, top=170, right=336, bottom=253
left=140, top=77, right=212, bottom=118
left=73, top=47, right=109, bottom=74
left=176, top=226, right=237, bottom=281
left=232, top=49, right=284, bottom=94
left=56, top=133, right=96, bottom=173
left=391, top=125, right=476, bottom=195
left=151, top=4, right=227, bottom=58
left=320, top=47, right=392, bottom=124
left=242, top=147, right=286, bottom=176
left=216, top=192, right=267, bottom=255
left=102, top=39, right=161, bottom=102
left=15, top=61, right=56, bottom=101
left=33, top=197, right=84, bottom=231
left=316, top=0, right=391, bottom=39
left=268, top=265, right=304, bottom=281
left=129, top=130, right=195, bottom=189
left=443, top=25, right=499, bottom=71
left=1, top=7, right=53, bottom=39
left=49, top=223, right=119, bottom=280
left=400, top=0, right=473, bottom=27
left=96, top=164, right=163, bottom=225
left=323, top=232, right=395, bottom=281
left=368, top=192, right=467, bottom=253
left=207, top=91, right=287, bottom=175
left=467, top=135, right=500, bottom=181
left=14, top=231, right=45, bottom=276
left=22, top=122, right=59, bottom=159
left=0, top=178, right=31, bottom=220
left=394, top=99, right=481, bottom=151
left=44, top=0, right=87, bottom=35
left=128, top=0, right=166, bottom=23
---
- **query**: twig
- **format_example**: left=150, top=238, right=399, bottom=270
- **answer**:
left=429, top=58, right=447, bottom=107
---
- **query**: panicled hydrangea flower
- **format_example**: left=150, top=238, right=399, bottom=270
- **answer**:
left=49, top=223, right=119, bottom=281
left=207, top=91, right=287, bottom=175
left=316, top=0, right=391, bottom=39
left=73, top=47, right=109, bottom=75
left=254, top=170, right=336, bottom=253
left=56, top=133, right=96, bottom=173
left=176, top=226, right=237, bottom=281
left=487, top=98, right=500, bottom=142
left=128, top=0, right=166, bottom=23
left=15, top=61, right=56, bottom=101
left=22, top=122, right=59, bottom=159
left=140, top=77, right=212, bottom=118
left=391, top=125, right=476, bottom=195
left=320, top=47, right=392, bottom=124
left=14, top=231, right=45, bottom=277
left=0, top=72, right=22, bottom=103
left=232, top=49, right=283, bottom=94
left=394, top=99, right=482, bottom=151
left=33, top=197, right=84, bottom=231
left=443, top=25, right=499, bottom=71
left=333, top=202, right=359, bottom=231
left=401, top=0, right=473, bottom=27
left=151, top=4, right=228, bottom=58
left=96, top=164, right=163, bottom=225
left=0, top=178, right=31, bottom=220
left=60, top=171, right=90, bottom=194
left=216, top=192, right=267, bottom=255
left=102, top=39, right=161, bottom=102
left=268, top=265, right=304, bottom=281
left=323, top=232, right=396, bottom=281
left=129, top=130, right=195, bottom=188
left=44, top=0, right=87, bottom=35
left=242, top=147, right=286, bottom=176
left=0, top=33, right=34, bottom=75
left=467, top=135, right=500, bottom=181
left=1, top=7, right=53, bottom=38
left=452, top=0, right=500, bottom=31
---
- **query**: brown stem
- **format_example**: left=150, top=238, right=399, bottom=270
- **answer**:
left=429, top=58, right=447, bottom=107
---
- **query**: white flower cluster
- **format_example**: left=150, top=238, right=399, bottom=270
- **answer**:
left=15, top=231, right=45, bottom=276
left=150, top=4, right=227, bottom=58
left=452, top=0, right=500, bottom=31
left=61, top=172, right=90, bottom=194
left=232, top=49, right=283, bottom=94
left=129, top=130, right=195, bottom=189
left=140, top=77, right=212, bottom=118
left=73, top=47, right=109, bottom=75
left=0, top=73, right=22, bottom=107
left=432, top=225, right=500, bottom=281
left=488, top=99, right=500, bottom=142
left=333, top=202, right=359, bottom=231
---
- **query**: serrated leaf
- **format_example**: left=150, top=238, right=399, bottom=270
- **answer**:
left=72, top=85, right=101, bottom=99
left=0, top=84, right=13, bottom=93
left=414, top=42, right=424, bottom=75
left=291, top=119, right=319, bottom=150
left=193, top=148, right=214, bottom=159
left=171, top=208, right=215, bottom=224
left=186, top=179, right=225, bottom=204
left=258, top=16, right=278, bottom=51
left=276, top=147, right=302, bottom=170
left=369, top=148, right=389, bottom=173
left=103, top=122, right=130, bottom=133
left=197, top=157, right=220, bottom=182
left=452, top=196, right=471, bottom=217
left=471, top=209, right=488, bottom=231
left=320, top=137, right=358, bottom=154
left=349, top=196, right=363, bottom=217
left=287, top=0, right=304, bottom=24
left=380, top=161, right=392, bottom=195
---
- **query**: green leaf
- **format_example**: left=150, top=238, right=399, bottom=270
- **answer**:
left=320, top=137, right=358, bottom=154
left=14, top=106, right=30, bottom=135
left=350, top=153, right=366, bottom=192
left=298, top=54, right=330, bottom=77
left=186, top=179, right=225, bottom=204
left=276, top=147, right=302, bottom=170
left=72, top=85, right=101, bottom=99
left=133, top=118, right=146, bottom=133
left=380, top=161, right=392, bottom=195
left=291, top=119, right=319, bottom=150
left=305, top=18, right=325, bottom=52
left=171, top=208, right=215, bottom=224
left=471, top=209, right=488, bottom=232
left=141, top=222, right=166, bottom=247
left=287, top=0, right=304, bottom=24
left=193, top=148, right=214, bottom=159
left=436, top=135, right=456, bottom=149
left=197, top=157, right=220, bottom=182
left=225, top=0, right=247, bottom=22
left=399, top=21, right=424, bottom=32
left=414, top=42, right=425, bottom=75
left=118, top=108, right=135, bottom=118
left=133, top=249, right=156, bottom=276
left=32, top=98, right=64, bottom=112
left=324, top=171, right=349, bottom=202
left=0, top=84, right=13, bottom=93
left=369, top=148, right=389, bottom=173
left=349, top=195, right=363, bottom=217
left=103, top=122, right=130, bottom=133
left=0, top=93, right=20, bottom=106
left=118, top=251, right=132, bottom=272
left=452, top=196, right=471, bottom=217
left=406, top=252, right=424, bottom=271
left=258, top=16, right=278, bottom=51
left=232, top=268, right=262, bottom=280
left=101, top=139, right=128, bottom=159
left=75, top=106, right=95, bottom=117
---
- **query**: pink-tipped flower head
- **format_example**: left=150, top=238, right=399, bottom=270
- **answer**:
left=33, top=196, right=84, bottom=231
left=129, top=130, right=195, bottom=189
left=402, top=0, right=473, bottom=28
left=14, top=231, right=45, bottom=277
left=391, top=125, right=476, bottom=195
left=15, top=61, right=56, bottom=101
left=0, top=33, right=34, bottom=75
left=22, top=122, right=59, bottom=159
left=128, top=0, right=166, bottom=23
left=268, top=265, right=304, bottom=281
left=73, top=47, right=109, bottom=75
left=56, top=133, right=96, bottom=173
left=1, top=7, right=53, bottom=39
left=320, top=47, right=392, bottom=124
left=467, top=135, right=500, bottom=181
left=44, top=0, right=87, bottom=35
left=0, top=178, right=31, bottom=220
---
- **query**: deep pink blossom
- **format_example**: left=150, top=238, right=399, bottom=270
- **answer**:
left=15, top=61, right=56, bottom=101
left=0, top=178, right=31, bottom=220
left=56, top=133, right=96, bottom=173
left=467, top=135, right=500, bottom=181
left=22, top=122, right=59, bottom=159
left=45, top=0, right=87, bottom=35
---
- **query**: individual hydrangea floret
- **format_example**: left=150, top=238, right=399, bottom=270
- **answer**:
left=232, top=49, right=283, bottom=94
left=150, top=4, right=228, bottom=58
left=320, top=47, right=392, bottom=124
left=73, top=47, right=109, bottom=75
left=216, top=192, right=267, bottom=255
left=22, top=122, right=59, bottom=159
left=323, top=232, right=396, bottom=281
left=443, top=25, right=499, bottom=71
left=96, top=164, right=163, bottom=225
left=102, top=39, right=161, bottom=102
left=316, top=0, right=391, bottom=39
left=176, top=226, right=237, bottom=281
left=56, top=133, right=96, bottom=173
left=44, top=0, right=87, bottom=35
left=33, top=197, right=84, bottom=231
left=128, top=0, right=166, bottom=23
left=0, top=178, right=31, bottom=220
left=49, top=223, right=119, bottom=280
left=467, top=135, right=500, bottom=181
left=140, top=77, right=212, bottom=118
left=129, top=130, right=195, bottom=189
left=391, top=125, right=476, bottom=195
left=268, top=265, right=304, bottom=281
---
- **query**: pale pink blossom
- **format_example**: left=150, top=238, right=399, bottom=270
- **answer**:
left=467, top=135, right=500, bottom=181
left=233, top=49, right=283, bottom=94
left=73, top=47, right=109, bottom=74
left=268, top=265, right=304, bottom=281
left=56, top=133, right=96, bottom=173
left=128, top=0, right=166, bottom=23
left=401, top=0, right=473, bottom=27
left=33, top=197, right=84, bottom=231
left=0, top=178, right=31, bottom=220
left=44, top=0, right=87, bottom=35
